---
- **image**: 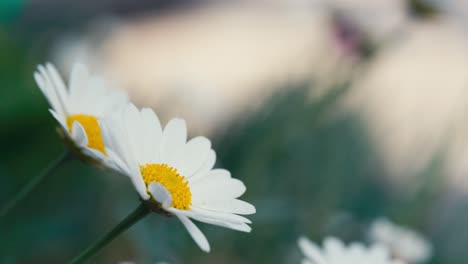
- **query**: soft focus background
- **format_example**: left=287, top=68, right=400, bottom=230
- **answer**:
left=2, top=0, right=468, bottom=263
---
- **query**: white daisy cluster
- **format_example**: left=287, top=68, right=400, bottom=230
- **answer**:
left=370, top=218, right=432, bottom=263
left=298, top=236, right=405, bottom=264
left=35, top=62, right=255, bottom=252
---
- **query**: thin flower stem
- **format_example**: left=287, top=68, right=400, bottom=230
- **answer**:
left=0, top=151, right=72, bottom=218
left=70, top=203, right=151, bottom=264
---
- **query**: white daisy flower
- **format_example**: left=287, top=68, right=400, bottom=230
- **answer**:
left=34, top=62, right=128, bottom=162
left=298, top=236, right=405, bottom=264
left=100, top=104, right=256, bottom=252
left=369, top=218, right=432, bottom=263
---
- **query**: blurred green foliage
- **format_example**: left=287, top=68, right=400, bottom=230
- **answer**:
left=0, top=1, right=23, bottom=25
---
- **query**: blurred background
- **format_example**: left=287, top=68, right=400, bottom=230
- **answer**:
left=1, top=0, right=468, bottom=263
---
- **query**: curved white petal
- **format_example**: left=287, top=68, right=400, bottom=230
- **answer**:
left=174, top=213, right=210, bottom=253
left=101, top=113, right=136, bottom=170
left=177, top=136, right=211, bottom=177
left=45, top=63, right=69, bottom=115
left=68, top=63, right=89, bottom=111
left=71, top=122, right=88, bottom=146
left=188, top=214, right=252, bottom=232
left=123, top=104, right=143, bottom=161
left=35, top=67, right=66, bottom=117
left=195, top=199, right=256, bottom=215
left=191, top=178, right=246, bottom=203
left=190, top=207, right=252, bottom=224
left=81, top=147, right=108, bottom=164
left=49, top=109, right=67, bottom=131
left=106, top=149, right=132, bottom=175
left=324, top=237, right=345, bottom=257
left=189, top=169, right=231, bottom=186
left=298, top=237, right=328, bottom=264
left=148, top=182, right=172, bottom=208
left=168, top=208, right=252, bottom=233
left=68, top=63, right=87, bottom=93
left=101, top=113, right=150, bottom=200
left=188, top=150, right=216, bottom=180
left=129, top=171, right=150, bottom=200
left=140, top=108, right=163, bottom=164
left=159, top=118, right=187, bottom=168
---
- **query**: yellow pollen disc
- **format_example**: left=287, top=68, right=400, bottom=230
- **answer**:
left=140, top=163, right=192, bottom=210
left=66, top=114, right=107, bottom=155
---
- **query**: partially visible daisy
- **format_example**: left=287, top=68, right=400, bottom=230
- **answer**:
left=298, top=236, right=404, bottom=264
left=100, top=104, right=255, bottom=252
left=369, top=218, right=432, bottom=263
left=34, top=62, right=128, bottom=163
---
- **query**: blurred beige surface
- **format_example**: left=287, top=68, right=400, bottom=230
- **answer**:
left=52, top=2, right=468, bottom=189
left=347, top=18, right=468, bottom=189
left=55, top=3, right=347, bottom=135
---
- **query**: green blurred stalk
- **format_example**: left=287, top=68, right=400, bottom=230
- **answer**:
left=70, top=203, right=151, bottom=264
left=0, top=151, right=71, bottom=218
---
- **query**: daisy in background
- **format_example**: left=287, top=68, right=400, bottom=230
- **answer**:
left=0, top=63, right=128, bottom=218
left=298, top=236, right=405, bottom=264
left=369, top=218, right=432, bottom=263
left=34, top=62, right=128, bottom=163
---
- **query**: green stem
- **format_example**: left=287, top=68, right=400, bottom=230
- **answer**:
left=0, top=151, right=71, bottom=218
left=70, top=203, right=150, bottom=264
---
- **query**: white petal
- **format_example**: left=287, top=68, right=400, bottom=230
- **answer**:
left=159, top=118, right=187, bottom=168
left=188, top=150, right=216, bottom=180
left=298, top=237, right=327, bottom=264
left=189, top=169, right=231, bottom=186
left=101, top=112, right=137, bottom=171
left=68, top=63, right=87, bottom=93
left=190, top=207, right=252, bottom=224
left=68, top=63, right=89, bottom=111
left=80, top=148, right=109, bottom=164
left=123, top=104, right=143, bottom=161
left=71, top=122, right=88, bottom=146
left=148, top=182, right=172, bottom=208
left=49, top=109, right=67, bottom=130
left=189, top=215, right=251, bottom=232
left=195, top=199, right=256, bottom=215
left=324, top=237, right=345, bottom=257
left=191, top=178, right=246, bottom=203
left=106, top=149, right=132, bottom=175
left=97, top=86, right=129, bottom=115
left=100, top=114, right=150, bottom=200
left=177, top=136, right=211, bottom=177
left=140, top=108, right=163, bottom=164
left=129, top=171, right=149, bottom=200
left=169, top=208, right=252, bottom=233
left=175, top=213, right=210, bottom=252
left=45, top=63, right=69, bottom=115
left=35, top=67, right=66, bottom=117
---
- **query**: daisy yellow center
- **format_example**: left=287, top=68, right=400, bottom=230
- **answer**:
left=140, top=163, right=192, bottom=210
left=66, top=114, right=106, bottom=155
